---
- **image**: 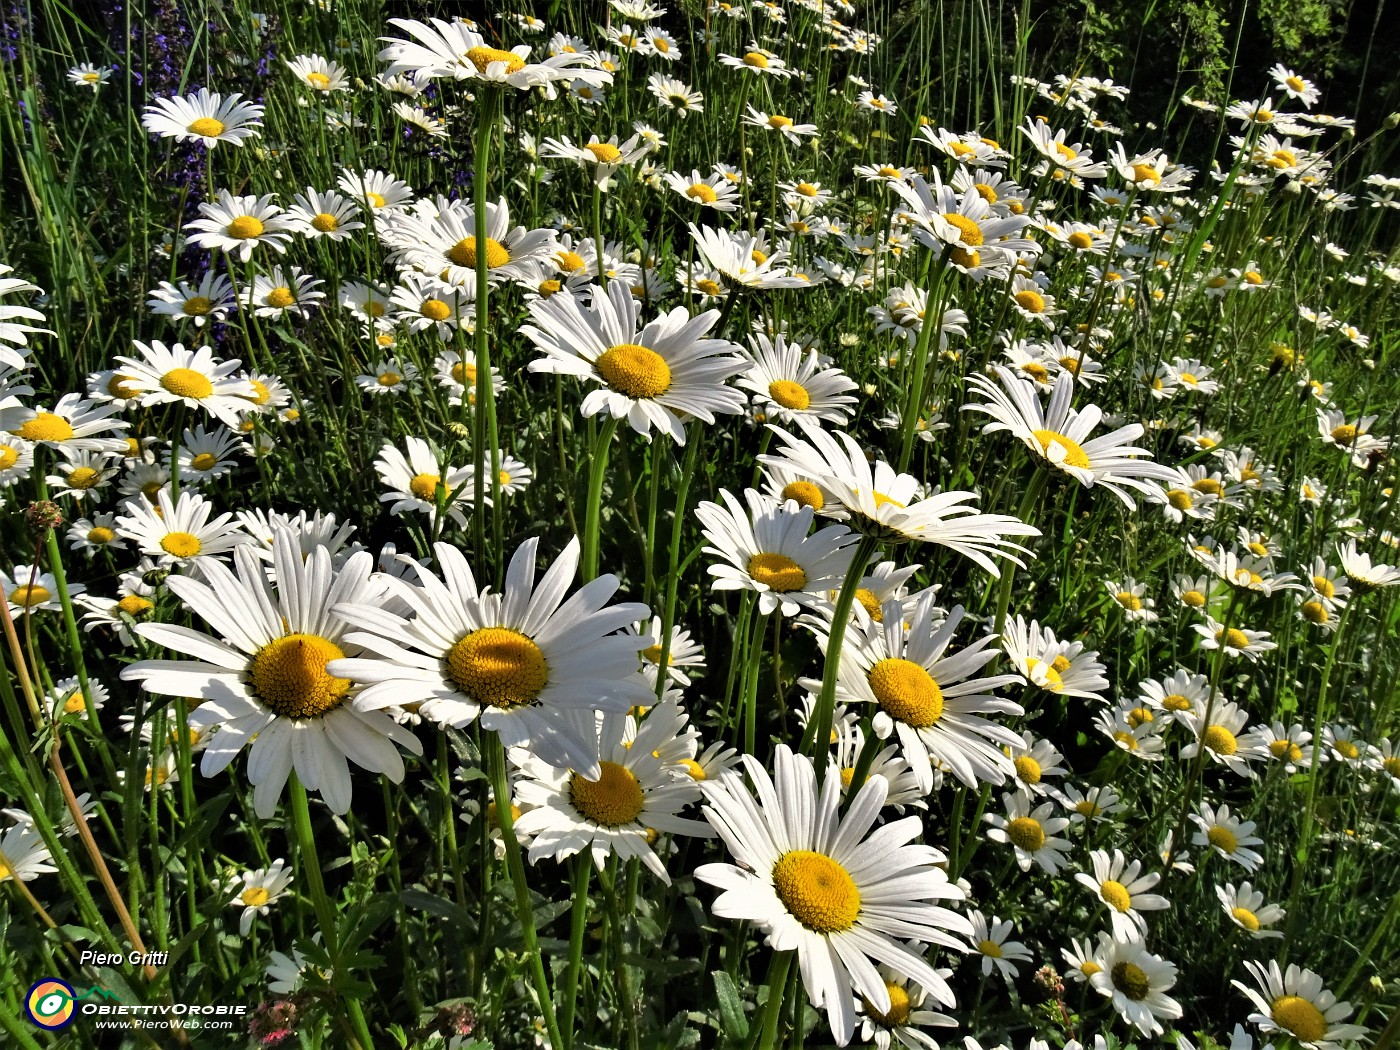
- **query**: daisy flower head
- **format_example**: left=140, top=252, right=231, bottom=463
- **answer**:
left=1000, top=615, right=1109, bottom=700
left=378, top=18, right=611, bottom=91
left=964, top=367, right=1176, bottom=507
left=1216, top=882, right=1284, bottom=939
left=1061, top=933, right=1111, bottom=984
left=285, top=186, right=366, bottom=241
left=141, top=88, right=264, bottom=147
left=336, top=168, right=414, bottom=216
left=522, top=282, right=748, bottom=444
left=286, top=53, right=350, bottom=92
left=374, top=436, right=471, bottom=526
left=629, top=615, right=705, bottom=687
left=1020, top=119, right=1109, bottom=181
left=968, top=911, right=1032, bottom=978
left=147, top=272, right=236, bottom=327
left=1182, top=700, right=1263, bottom=777
left=1110, top=143, right=1193, bottom=192
left=759, top=423, right=1039, bottom=567
left=1089, top=936, right=1182, bottom=1036
left=647, top=72, right=703, bottom=115
left=379, top=195, right=557, bottom=288
left=114, top=488, right=250, bottom=570
left=226, top=857, right=294, bottom=934
left=1268, top=64, right=1321, bottom=108
left=47, top=449, right=120, bottom=500
left=7, top=393, right=129, bottom=454
left=688, top=224, right=812, bottom=291
left=355, top=358, right=420, bottom=397
left=67, top=511, right=126, bottom=554
left=717, top=44, right=796, bottom=78
left=1139, top=668, right=1210, bottom=724
left=329, top=536, right=653, bottom=775
left=695, top=745, right=969, bottom=1046
left=1074, top=849, right=1169, bottom=938
left=1057, top=782, right=1124, bottom=824
left=1005, top=731, right=1067, bottom=795
left=737, top=332, right=858, bottom=426
left=830, top=596, right=1023, bottom=792
left=0, top=433, right=33, bottom=487
left=854, top=964, right=956, bottom=1050
left=510, top=697, right=713, bottom=883
left=1338, top=539, right=1400, bottom=591
left=541, top=133, right=652, bottom=186
left=113, top=340, right=255, bottom=428
left=0, top=821, right=56, bottom=883
left=245, top=266, right=326, bottom=320
left=1095, top=710, right=1168, bottom=760
left=68, top=62, right=112, bottom=89
left=696, top=488, right=858, bottom=617
left=1321, top=723, right=1365, bottom=765
left=1191, top=802, right=1265, bottom=871
left=4, top=563, right=82, bottom=617
left=1194, top=618, right=1277, bottom=661
left=743, top=104, right=818, bottom=144
left=984, top=791, right=1072, bottom=873
left=1105, top=577, right=1157, bottom=622
left=184, top=192, right=295, bottom=262
left=389, top=272, right=473, bottom=338
left=1233, top=961, right=1367, bottom=1050
left=121, top=530, right=422, bottom=816
left=1317, top=408, right=1388, bottom=467
left=663, top=169, right=742, bottom=212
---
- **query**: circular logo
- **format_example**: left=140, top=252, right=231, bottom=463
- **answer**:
left=25, top=979, right=77, bottom=1030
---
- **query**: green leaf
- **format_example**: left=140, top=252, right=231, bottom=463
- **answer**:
left=711, top=971, right=749, bottom=1043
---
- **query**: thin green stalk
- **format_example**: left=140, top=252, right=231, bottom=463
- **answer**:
left=559, top=855, right=592, bottom=1048
left=799, top=535, right=879, bottom=757
left=472, top=89, right=503, bottom=567
left=751, top=950, right=794, bottom=1050
left=582, top=417, right=622, bottom=582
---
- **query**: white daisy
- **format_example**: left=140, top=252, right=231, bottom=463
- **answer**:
left=984, top=791, right=1072, bottom=873
left=1233, top=961, right=1367, bottom=1050
left=737, top=332, right=858, bottom=426
left=184, top=192, right=296, bottom=262
left=1216, top=882, right=1285, bottom=939
left=226, top=857, right=294, bottom=934
left=1089, top=936, right=1182, bottom=1036
left=114, top=488, right=251, bottom=570
left=112, top=340, right=255, bottom=428
left=141, top=88, right=264, bottom=147
left=1074, top=849, right=1170, bottom=938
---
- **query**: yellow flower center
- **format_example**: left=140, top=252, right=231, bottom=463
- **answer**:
left=226, top=216, right=265, bottom=240
left=247, top=633, right=351, bottom=719
left=0, top=446, right=17, bottom=469
left=1111, top=961, right=1150, bottom=1001
left=88, top=526, right=116, bottom=545
left=1334, top=739, right=1359, bottom=760
left=1127, top=707, right=1154, bottom=729
left=780, top=480, right=823, bottom=512
left=1024, top=657, right=1064, bottom=690
left=877, top=166, right=903, bottom=179
left=556, top=250, right=587, bottom=273
left=365, top=191, right=387, bottom=208
left=1232, top=906, right=1261, bottom=930
left=378, top=372, right=402, bottom=387
left=1100, top=879, right=1132, bottom=912
left=1330, top=424, right=1358, bottom=446
left=416, top=297, right=453, bottom=322
left=696, top=278, right=724, bottom=296
left=1217, top=628, right=1250, bottom=650
left=466, top=46, right=525, bottom=74
left=182, top=295, right=214, bottom=316
left=1191, top=478, right=1223, bottom=497
left=450, top=361, right=478, bottom=386
left=768, top=379, right=811, bottom=411
left=1068, top=231, right=1095, bottom=250
left=687, top=183, right=719, bottom=203
left=1020, top=362, right=1050, bottom=383
left=161, top=368, right=214, bottom=399
left=266, top=287, right=295, bottom=309
left=1014, top=754, right=1042, bottom=784
left=1302, top=601, right=1329, bottom=625
left=187, top=116, right=226, bottom=137
left=680, top=758, right=705, bottom=780
left=1167, top=489, right=1195, bottom=510
left=1311, top=576, right=1336, bottom=599
left=868, top=658, right=943, bottom=728
left=1201, top=725, right=1237, bottom=755
left=979, top=939, right=1003, bottom=958
left=746, top=552, right=808, bottom=592
left=767, top=115, right=793, bottom=129
left=585, top=142, right=623, bottom=164
left=66, top=466, right=101, bottom=488
left=305, top=71, right=331, bottom=90
left=408, top=472, right=446, bottom=501
left=1270, top=739, right=1302, bottom=761
left=160, top=531, right=203, bottom=559
left=1016, top=290, right=1047, bottom=313
left=10, top=584, right=50, bottom=607
left=81, top=71, right=100, bottom=82
left=770, top=850, right=860, bottom=932
left=742, top=51, right=770, bottom=68
left=941, top=213, right=983, bottom=246
left=1207, top=825, right=1238, bottom=853
left=15, top=413, right=75, bottom=442
left=311, top=212, right=339, bottom=232
left=446, top=627, right=548, bottom=709
left=1131, top=163, right=1161, bottom=184
left=539, top=279, right=563, bottom=296
left=796, top=182, right=819, bottom=197
left=241, top=886, right=272, bottom=907
left=569, top=761, right=645, bottom=827
left=1271, top=996, right=1329, bottom=1043
left=595, top=343, right=672, bottom=399
left=448, top=236, right=511, bottom=269
left=863, top=983, right=911, bottom=1027
left=1161, top=693, right=1191, bottom=713
left=1006, top=816, right=1045, bottom=852
left=118, top=595, right=155, bottom=618
left=1115, top=591, right=1143, bottom=611
left=1032, top=429, right=1090, bottom=469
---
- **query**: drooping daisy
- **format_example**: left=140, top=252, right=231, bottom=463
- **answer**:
left=1338, top=539, right=1400, bottom=591
left=688, top=224, right=813, bottom=290
left=1000, top=615, right=1109, bottom=700
left=830, top=596, right=1022, bottom=791
left=510, top=698, right=712, bottom=882
left=378, top=18, right=611, bottom=91
left=984, top=791, right=1072, bottom=873
left=1074, top=849, right=1169, bottom=938
left=967, top=911, right=1032, bottom=978
left=0, top=821, right=56, bottom=884
left=114, top=489, right=250, bottom=570
left=663, top=169, right=742, bottom=212
left=1090, top=936, right=1182, bottom=1036
left=122, top=528, right=423, bottom=816
left=112, top=340, right=255, bottom=428
left=1216, top=882, right=1285, bottom=939
left=697, top=488, right=858, bottom=616
left=1233, top=961, right=1367, bottom=1050
left=330, top=536, right=652, bottom=775
left=1190, top=802, right=1265, bottom=871
left=379, top=195, right=557, bottom=288
left=695, top=745, right=969, bottom=1046
left=737, top=332, right=858, bottom=426
left=522, top=281, right=748, bottom=444
left=184, top=192, right=296, bottom=262
left=373, top=436, right=471, bottom=526
left=226, top=858, right=295, bottom=934
left=964, top=368, right=1176, bottom=507
left=759, top=423, right=1039, bottom=567
left=147, top=272, right=237, bottom=327
left=141, top=88, right=264, bottom=147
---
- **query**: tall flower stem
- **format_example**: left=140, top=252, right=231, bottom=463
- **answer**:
left=897, top=248, right=951, bottom=474
left=559, top=855, right=592, bottom=1048
left=654, top=426, right=704, bottom=701
left=799, top=534, right=879, bottom=758
left=288, top=773, right=374, bottom=1049
left=751, top=949, right=794, bottom=1050
left=581, top=417, right=621, bottom=582
left=991, top=467, right=1048, bottom=643
left=472, top=89, right=504, bottom=569
left=484, top=731, right=566, bottom=1050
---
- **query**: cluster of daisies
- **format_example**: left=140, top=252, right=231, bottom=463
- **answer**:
left=6, top=0, right=1398, bottom=1048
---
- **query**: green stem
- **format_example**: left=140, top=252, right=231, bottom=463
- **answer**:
left=582, top=417, right=621, bottom=582
left=751, top=950, right=794, bottom=1050
left=472, top=89, right=502, bottom=567
left=484, top=732, right=565, bottom=1050
left=897, top=249, right=949, bottom=473
left=799, top=535, right=879, bottom=757
left=560, top=855, right=592, bottom=1048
